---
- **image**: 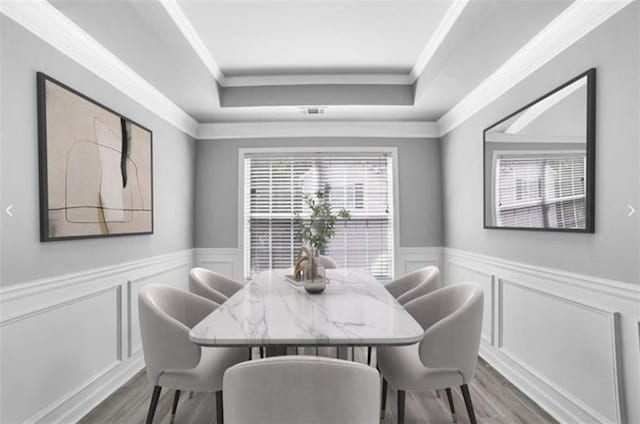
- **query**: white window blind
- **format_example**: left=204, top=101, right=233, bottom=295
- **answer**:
left=243, top=153, right=394, bottom=280
left=495, top=153, right=586, bottom=228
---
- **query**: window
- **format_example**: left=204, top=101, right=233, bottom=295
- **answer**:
left=243, top=151, right=394, bottom=280
left=495, top=153, right=586, bottom=228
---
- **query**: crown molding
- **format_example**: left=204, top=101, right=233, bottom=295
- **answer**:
left=223, top=73, right=412, bottom=87
left=159, top=0, right=461, bottom=88
left=437, top=0, right=634, bottom=137
left=409, top=0, right=469, bottom=82
left=159, top=0, right=224, bottom=82
left=197, top=121, right=440, bottom=140
left=0, top=0, right=199, bottom=137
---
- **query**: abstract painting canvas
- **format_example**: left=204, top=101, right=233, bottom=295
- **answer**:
left=37, top=73, right=153, bottom=241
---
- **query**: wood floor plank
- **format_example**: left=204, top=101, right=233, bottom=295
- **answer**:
left=80, top=348, right=557, bottom=423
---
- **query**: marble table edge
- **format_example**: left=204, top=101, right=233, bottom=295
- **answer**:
left=188, top=333, right=425, bottom=347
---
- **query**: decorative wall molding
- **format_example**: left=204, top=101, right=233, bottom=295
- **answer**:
left=396, top=246, right=443, bottom=278
left=445, top=248, right=639, bottom=301
left=3, top=0, right=631, bottom=141
left=409, top=0, right=469, bottom=82
left=159, top=0, right=224, bottom=82
left=224, top=73, right=412, bottom=87
left=498, top=277, right=622, bottom=424
left=4, top=245, right=638, bottom=423
left=0, top=0, right=199, bottom=137
left=194, top=246, right=444, bottom=282
left=0, top=249, right=193, bottom=424
left=197, top=121, right=441, bottom=140
left=194, top=248, right=243, bottom=282
left=437, top=0, right=634, bottom=136
left=444, top=247, right=640, bottom=424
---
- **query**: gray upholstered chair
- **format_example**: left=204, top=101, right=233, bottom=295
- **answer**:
left=189, top=267, right=244, bottom=305
left=366, top=266, right=440, bottom=364
left=139, top=284, right=248, bottom=424
left=377, top=283, right=484, bottom=424
left=317, top=255, right=339, bottom=269
left=223, top=356, right=380, bottom=424
left=385, top=266, right=440, bottom=305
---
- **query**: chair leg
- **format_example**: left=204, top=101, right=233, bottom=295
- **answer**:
left=145, top=386, right=162, bottom=424
left=397, top=389, right=406, bottom=424
left=367, top=346, right=372, bottom=365
left=380, top=378, right=388, bottom=420
left=189, top=391, right=194, bottom=400
left=460, top=384, right=477, bottom=424
left=445, top=388, right=457, bottom=422
left=260, top=347, right=265, bottom=358
left=170, top=390, right=181, bottom=424
left=215, top=390, right=224, bottom=424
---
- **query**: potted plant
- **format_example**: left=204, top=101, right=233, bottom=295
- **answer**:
left=293, top=188, right=350, bottom=292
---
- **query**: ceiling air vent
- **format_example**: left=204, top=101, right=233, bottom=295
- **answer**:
left=299, top=106, right=327, bottom=115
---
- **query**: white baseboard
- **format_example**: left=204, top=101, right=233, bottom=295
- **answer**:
left=444, top=247, right=640, bottom=424
left=0, top=249, right=194, bottom=424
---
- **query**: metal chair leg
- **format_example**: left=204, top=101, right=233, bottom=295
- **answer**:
left=397, top=389, right=406, bottom=424
left=380, top=378, right=388, bottom=419
left=445, top=388, right=457, bottom=422
left=460, top=384, right=477, bottom=424
left=215, top=390, right=224, bottom=423
left=145, top=386, right=162, bottom=424
left=170, top=390, right=181, bottom=424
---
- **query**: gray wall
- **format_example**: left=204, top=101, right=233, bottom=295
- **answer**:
left=0, top=17, right=196, bottom=286
left=195, top=138, right=443, bottom=248
left=441, top=2, right=639, bottom=284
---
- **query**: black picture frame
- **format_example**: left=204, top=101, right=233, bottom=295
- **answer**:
left=482, top=68, right=596, bottom=233
left=37, top=72, right=154, bottom=241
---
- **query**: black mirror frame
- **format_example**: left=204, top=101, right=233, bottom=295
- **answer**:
left=482, top=68, right=596, bottom=233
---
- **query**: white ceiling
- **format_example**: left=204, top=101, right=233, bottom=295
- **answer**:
left=47, top=0, right=574, bottom=125
left=177, top=0, right=451, bottom=76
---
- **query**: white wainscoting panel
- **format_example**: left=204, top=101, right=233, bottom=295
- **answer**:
left=396, top=247, right=443, bottom=279
left=0, top=249, right=193, bottom=424
left=194, top=246, right=444, bottom=283
left=444, top=248, right=640, bottom=424
left=447, top=260, right=495, bottom=346
left=193, top=248, right=244, bottom=282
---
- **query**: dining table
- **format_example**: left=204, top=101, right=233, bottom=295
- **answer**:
left=189, top=268, right=424, bottom=356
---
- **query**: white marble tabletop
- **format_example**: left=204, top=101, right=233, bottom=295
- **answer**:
left=189, top=268, right=424, bottom=347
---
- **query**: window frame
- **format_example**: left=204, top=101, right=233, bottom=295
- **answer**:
left=238, top=147, right=400, bottom=281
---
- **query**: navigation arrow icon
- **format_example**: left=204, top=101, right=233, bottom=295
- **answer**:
left=628, top=205, right=636, bottom=217
left=5, top=204, right=13, bottom=216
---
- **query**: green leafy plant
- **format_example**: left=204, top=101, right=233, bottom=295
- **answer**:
left=294, top=188, right=350, bottom=252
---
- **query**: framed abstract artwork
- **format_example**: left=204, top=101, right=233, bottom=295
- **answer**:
left=37, top=72, right=153, bottom=241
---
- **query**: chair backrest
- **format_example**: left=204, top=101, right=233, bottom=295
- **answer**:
left=139, top=284, right=218, bottom=385
left=224, top=356, right=380, bottom=424
left=396, top=266, right=439, bottom=305
left=404, top=283, right=483, bottom=383
left=317, top=255, right=338, bottom=269
left=385, top=266, right=440, bottom=304
left=189, top=267, right=243, bottom=304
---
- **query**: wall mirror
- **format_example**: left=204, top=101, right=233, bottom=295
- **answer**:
left=484, top=68, right=595, bottom=232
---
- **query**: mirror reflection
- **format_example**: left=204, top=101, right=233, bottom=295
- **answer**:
left=484, top=69, right=595, bottom=231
